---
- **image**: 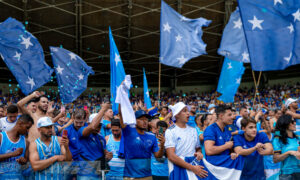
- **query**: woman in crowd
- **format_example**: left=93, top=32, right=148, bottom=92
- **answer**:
left=273, top=115, right=300, bottom=179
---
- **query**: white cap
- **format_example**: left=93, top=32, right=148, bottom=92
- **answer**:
left=168, top=102, right=186, bottom=118
left=37, top=117, right=54, bottom=128
left=285, top=98, right=298, bottom=108
left=88, top=113, right=98, bottom=123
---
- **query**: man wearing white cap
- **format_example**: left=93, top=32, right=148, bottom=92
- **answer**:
left=284, top=98, right=300, bottom=135
left=165, top=102, right=207, bottom=179
left=29, top=116, right=72, bottom=180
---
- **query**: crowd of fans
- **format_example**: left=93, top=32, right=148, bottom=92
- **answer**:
left=0, top=82, right=299, bottom=180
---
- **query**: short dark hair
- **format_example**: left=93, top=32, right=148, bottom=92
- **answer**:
left=7, top=104, right=18, bottom=114
left=0, top=105, right=5, bottom=109
left=18, top=114, right=34, bottom=124
left=240, top=106, right=247, bottom=112
left=157, top=121, right=168, bottom=128
left=111, top=119, right=121, bottom=128
left=27, top=98, right=38, bottom=105
left=159, top=106, right=168, bottom=112
left=215, top=105, right=232, bottom=117
left=53, top=109, right=60, bottom=117
left=240, top=117, right=256, bottom=128
left=37, top=95, right=49, bottom=102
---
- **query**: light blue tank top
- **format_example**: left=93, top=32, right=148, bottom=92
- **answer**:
left=106, top=134, right=125, bottom=178
left=35, top=136, right=62, bottom=180
left=0, top=132, right=26, bottom=179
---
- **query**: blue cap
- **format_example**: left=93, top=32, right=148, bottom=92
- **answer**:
left=135, top=110, right=151, bottom=119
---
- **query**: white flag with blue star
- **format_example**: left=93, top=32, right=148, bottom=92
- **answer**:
left=160, top=0, right=211, bottom=68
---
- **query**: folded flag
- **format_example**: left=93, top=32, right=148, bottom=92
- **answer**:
left=160, top=0, right=211, bottom=68
left=50, top=47, right=94, bottom=104
left=238, top=0, right=300, bottom=70
left=168, top=155, right=244, bottom=180
left=115, top=75, right=136, bottom=125
left=0, top=17, right=53, bottom=95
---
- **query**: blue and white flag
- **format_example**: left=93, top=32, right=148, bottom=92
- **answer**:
left=0, top=17, right=53, bottom=95
left=238, top=0, right=300, bottom=71
left=109, top=27, right=126, bottom=114
left=169, top=156, right=244, bottom=180
left=50, top=47, right=94, bottom=104
left=160, top=0, right=211, bottom=68
left=217, top=58, right=245, bottom=103
left=143, top=68, right=152, bottom=109
left=218, top=8, right=250, bottom=63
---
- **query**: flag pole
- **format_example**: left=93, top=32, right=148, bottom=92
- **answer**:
left=252, top=71, right=262, bottom=106
left=158, top=62, right=161, bottom=107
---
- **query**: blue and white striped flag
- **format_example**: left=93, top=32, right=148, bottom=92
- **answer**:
left=169, top=155, right=244, bottom=180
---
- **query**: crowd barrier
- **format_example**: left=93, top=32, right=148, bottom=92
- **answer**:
left=0, top=161, right=114, bottom=180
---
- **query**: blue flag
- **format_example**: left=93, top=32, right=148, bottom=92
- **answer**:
left=217, top=58, right=245, bottom=103
left=238, top=0, right=300, bottom=71
left=218, top=8, right=250, bottom=63
left=160, top=0, right=211, bottom=68
left=109, top=27, right=126, bottom=114
left=0, top=17, right=53, bottom=95
left=143, top=68, right=152, bottom=109
left=50, top=47, right=94, bottom=104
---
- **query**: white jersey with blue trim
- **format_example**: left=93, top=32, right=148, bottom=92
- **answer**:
left=0, top=117, right=17, bottom=132
left=165, top=124, right=200, bottom=157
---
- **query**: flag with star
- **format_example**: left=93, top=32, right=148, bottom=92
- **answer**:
left=218, top=7, right=250, bottom=63
left=217, top=58, right=245, bottom=103
left=160, top=0, right=211, bottom=68
left=238, top=0, right=300, bottom=71
left=143, top=68, right=152, bottom=109
left=0, top=17, right=53, bottom=95
left=109, top=27, right=126, bottom=114
left=50, top=47, right=94, bottom=104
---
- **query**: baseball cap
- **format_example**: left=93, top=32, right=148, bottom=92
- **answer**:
left=37, top=117, right=54, bottom=128
left=285, top=98, right=298, bottom=108
left=168, top=102, right=186, bottom=118
left=208, top=104, right=216, bottom=110
left=135, top=110, right=151, bottom=119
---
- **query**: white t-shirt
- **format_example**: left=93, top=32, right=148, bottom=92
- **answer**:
left=165, top=124, right=200, bottom=157
left=0, top=117, right=17, bottom=132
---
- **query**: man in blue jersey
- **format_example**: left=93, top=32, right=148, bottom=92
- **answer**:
left=233, top=118, right=273, bottom=180
left=101, top=108, right=114, bottom=136
left=65, top=109, right=86, bottom=161
left=235, top=106, right=249, bottom=130
left=0, top=114, right=33, bottom=179
left=285, top=98, right=300, bottom=135
left=77, top=103, right=112, bottom=179
left=204, top=105, right=238, bottom=162
left=105, top=119, right=124, bottom=180
left=151, top=120, right=169, bottom=180
left=119, top=105, right=165, bottom=179
left=29, top=117, right=72, bottom=180
left=187, top=105, right=197, bottom=127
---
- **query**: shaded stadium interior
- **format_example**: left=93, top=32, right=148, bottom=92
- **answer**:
left=0, top=0, right=299, bottom=90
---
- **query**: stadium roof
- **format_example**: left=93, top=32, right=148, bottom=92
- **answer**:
left=0, top=0, right=299, bottom=88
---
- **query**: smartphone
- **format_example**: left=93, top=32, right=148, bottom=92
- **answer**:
left=62, top=130, right=68, bottom=137
left=159, top=126, right=164, bottom=135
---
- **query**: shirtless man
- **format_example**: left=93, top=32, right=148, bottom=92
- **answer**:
left=17, top=91, right=51, bottom=142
